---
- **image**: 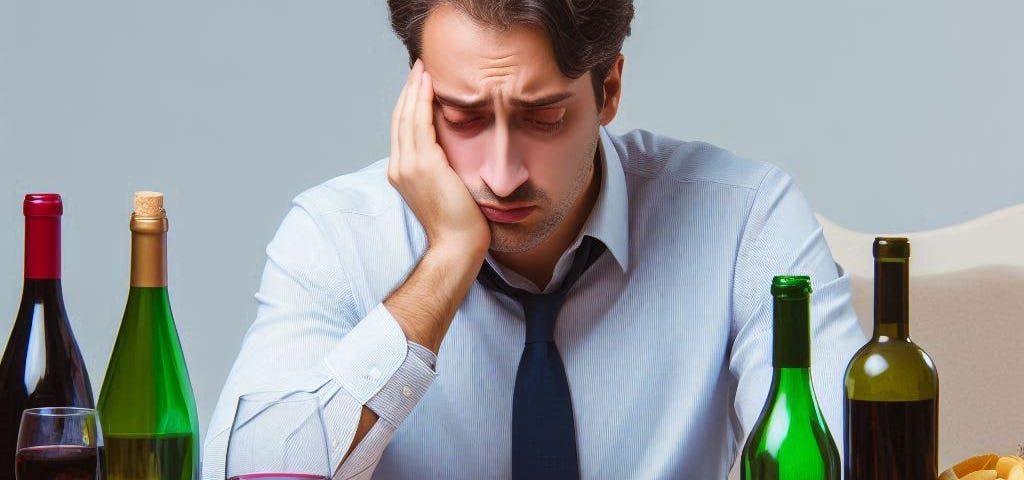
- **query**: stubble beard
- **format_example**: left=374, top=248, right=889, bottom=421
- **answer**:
left=487, top=134, right=599, bottom=254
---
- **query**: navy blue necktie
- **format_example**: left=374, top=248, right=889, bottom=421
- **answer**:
left=478, top=236, right=606, bottom=480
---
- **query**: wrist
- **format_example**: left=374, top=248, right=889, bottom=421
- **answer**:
left=428, top=226, right=489, bottom=260
left=425, top=240, right=487, bottom=274
left=384, top=243, right=485, bottom=354
left=391, top=306, right=441, bottom=352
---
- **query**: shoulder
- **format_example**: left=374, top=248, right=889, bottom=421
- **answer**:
left=290, top=158, right=404, bottom=221
left=266, top=157, right=424, bottom=303
left=608, top=128, right=782, bottom=191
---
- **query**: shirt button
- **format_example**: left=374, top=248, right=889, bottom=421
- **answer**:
left=332, top=439, right=340, bottom=450
left=402, top=386, right=413, bottom=398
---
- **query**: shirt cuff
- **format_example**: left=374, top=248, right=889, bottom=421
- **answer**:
left=324, top=303, right=409, bottom=404
left=365, top=341, right=438, bottom=428
left=407, top=341, right=437, bottom=369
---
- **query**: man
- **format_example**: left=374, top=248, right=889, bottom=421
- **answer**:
left=204, top=1, right=866, bottom=478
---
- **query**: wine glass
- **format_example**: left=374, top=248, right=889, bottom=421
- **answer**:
left=225, top=392, right=332, bottom=480
left=15, top=407, right=102, bottom=480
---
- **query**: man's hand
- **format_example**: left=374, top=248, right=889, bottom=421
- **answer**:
left=387, top=59, right=490, bottom=257
left=383, top=59, right=490, bottom=353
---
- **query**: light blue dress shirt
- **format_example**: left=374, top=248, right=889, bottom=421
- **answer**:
left=203, top=127, right=867, bottom=479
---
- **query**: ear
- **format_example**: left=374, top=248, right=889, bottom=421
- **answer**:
left=599, top=54, right=625, bottom=126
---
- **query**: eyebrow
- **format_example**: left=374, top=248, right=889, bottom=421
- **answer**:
left=434, top=91, right=574, bottom=110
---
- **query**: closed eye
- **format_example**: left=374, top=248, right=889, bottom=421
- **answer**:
left=443, top=115, right=484, bottom=130
left=522, top=107, right=566, bottom=132
left=523, top=118, right=564, bottom=131
left=439, top=106, right=485, bottom=131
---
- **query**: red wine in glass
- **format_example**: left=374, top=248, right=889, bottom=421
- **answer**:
left=15, top=408, right=101, bottom=480
left=15, top=445, right=98, bottom=480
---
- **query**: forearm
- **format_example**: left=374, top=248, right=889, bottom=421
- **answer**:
left=385, top=244, right=485, bottom=354
left=343, top=407, right=379, bottom=463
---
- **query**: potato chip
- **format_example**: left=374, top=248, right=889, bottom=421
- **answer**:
left=939, top=469, right=960, bottom=480
left=998, top=457, right=1020, bottom=478
left=939, top=468, right=963, bottom=480
left=959, top=470, right=997, bottom=480
left=955, top=455, right=1002, bottom=477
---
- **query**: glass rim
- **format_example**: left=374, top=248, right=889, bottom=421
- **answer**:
left=21, top=407, right=97, bottom=418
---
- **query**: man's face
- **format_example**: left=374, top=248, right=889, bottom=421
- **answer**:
left=420, top=5, right=605, bottom=254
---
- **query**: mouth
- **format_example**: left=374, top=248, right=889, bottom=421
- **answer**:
left=478, top=204, right=536, bottom=224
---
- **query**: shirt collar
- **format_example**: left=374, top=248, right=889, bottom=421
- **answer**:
left=583, top=126, right=630, bottom=272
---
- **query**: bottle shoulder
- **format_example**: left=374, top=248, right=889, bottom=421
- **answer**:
left=99, top=338, right=196, bottom=409
left=2, top=296, right=90, bottom=374
left=107, top=288, right=188, bottom=362
left=99, top=290, right=197, bottom=433
left=743, top=400, right=840, bottom=476
left=746, top=380, right=835, bottom=446
left=845, top=338, right=939, bottom=401
left=747, top=403, right=835, bottom=441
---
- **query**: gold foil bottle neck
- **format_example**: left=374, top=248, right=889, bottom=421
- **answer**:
left=130, top=191, right=168, bottom=287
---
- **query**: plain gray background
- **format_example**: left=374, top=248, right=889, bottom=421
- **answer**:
left=1, top=0, right=1021, bottom=444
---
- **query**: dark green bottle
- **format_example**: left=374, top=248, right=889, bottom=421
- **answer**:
left=97, top=192, right=199, bottom=480
left=844, top=237, right=938, bottom=479
left=741, top=276, right=840, bottom=480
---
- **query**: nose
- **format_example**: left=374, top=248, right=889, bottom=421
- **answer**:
left=479, top=122, right=528, bottom=198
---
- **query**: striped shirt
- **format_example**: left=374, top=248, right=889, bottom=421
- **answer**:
left=203, top=127, right=867, bottom=479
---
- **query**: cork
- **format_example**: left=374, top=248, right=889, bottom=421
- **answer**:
left=133, top=191, right=165, bottom=218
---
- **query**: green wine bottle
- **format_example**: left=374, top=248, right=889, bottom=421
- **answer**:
left=98, top=192, right=199, bottom=480
left=843, top=237, right=938, bottom=479
left=741, top=276, right=840, bottom=480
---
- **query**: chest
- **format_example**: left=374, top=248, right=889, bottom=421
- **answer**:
left=375, top=258, right=739, bottom=479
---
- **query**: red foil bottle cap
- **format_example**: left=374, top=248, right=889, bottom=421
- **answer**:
left=24, top=193, right=64, bottom=217
left=24, top=193, right=62, bottom=279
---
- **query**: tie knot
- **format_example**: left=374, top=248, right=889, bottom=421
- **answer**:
left=519, top=292, right=568, bottom=343
left=476, top=236, right=607, bottom=346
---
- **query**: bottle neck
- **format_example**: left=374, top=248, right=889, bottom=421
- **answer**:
left=773, top=296, right=810, bottom=368
left=20, top=277, right=64, bottom=303
left=130, top=215, right=168, bottom=288
left=25, top=215, right=61, bottom=280
left=873, top=258, right=910, bottom=340
left=771, top=366, right=814, bottom=395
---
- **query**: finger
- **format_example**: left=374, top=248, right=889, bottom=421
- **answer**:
left=398, top=60, right=423, bottom=171
left=390, top=64, right=417, bottom=168
left=414, top=71, right=438, bottom=153
left=387, top=60, right=415, bottom=179
left=389, top=96, right=405, bottom=181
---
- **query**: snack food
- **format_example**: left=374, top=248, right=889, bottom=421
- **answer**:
left=939, top=453, right=1024, bottom=480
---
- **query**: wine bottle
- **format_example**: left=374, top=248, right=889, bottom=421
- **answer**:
left=741, top=276, right=840, bottom=480
left=844, top=237, right=938, bottom=479
left=0, top=193, right=95, bottom=480
left=97, top=192, right=199, bottom=480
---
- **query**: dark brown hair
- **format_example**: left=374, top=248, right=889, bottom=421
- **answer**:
left=387, top=0, right=635, bottom=108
